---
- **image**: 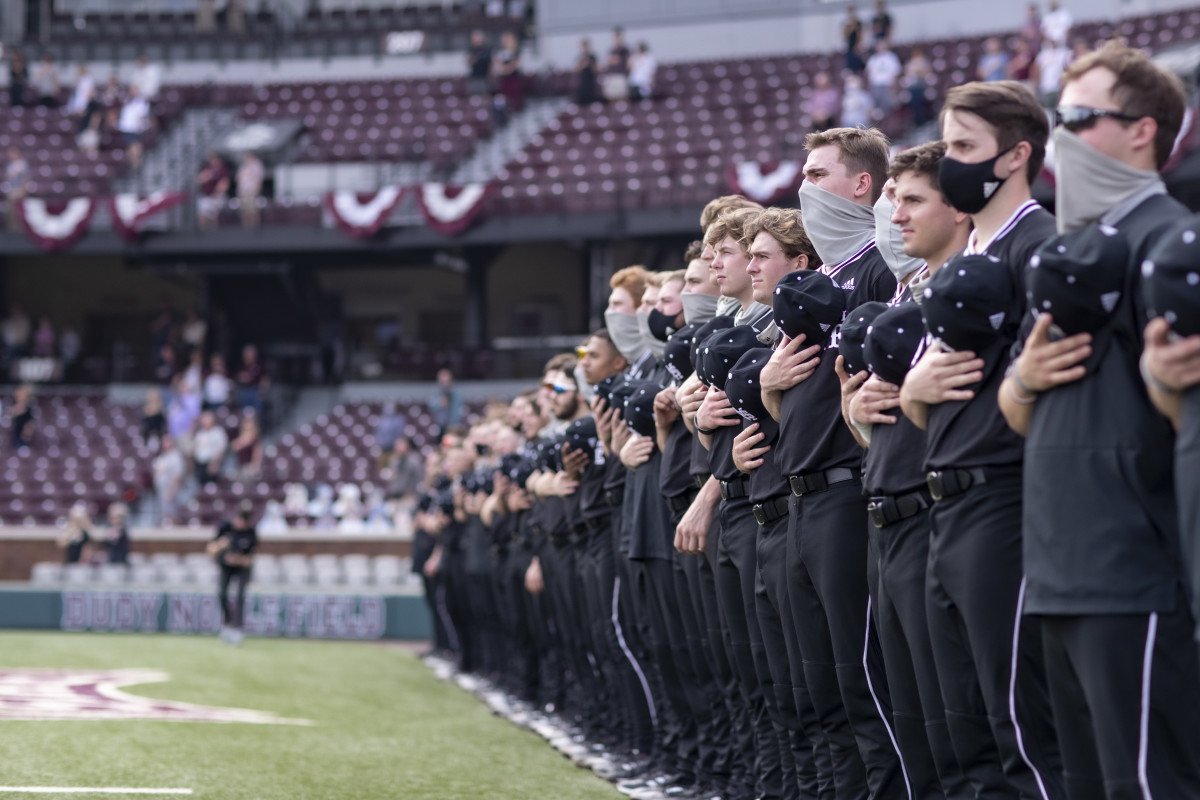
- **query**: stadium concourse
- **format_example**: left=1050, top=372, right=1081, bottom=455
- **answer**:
left=3, top=2, right=1200, bottom=800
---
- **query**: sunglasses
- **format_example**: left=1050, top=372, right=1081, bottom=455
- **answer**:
left=542, top=382, right=575, bottom=394
left=1055, top=105, right=1143, bottom=132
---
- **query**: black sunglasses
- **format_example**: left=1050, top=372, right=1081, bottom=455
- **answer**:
left=1055, top=105, right=1144, bottom=132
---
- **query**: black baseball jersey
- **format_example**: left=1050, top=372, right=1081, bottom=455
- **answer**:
left=1023, top=193, right=1189, bottom=615
left=963, top=200, right=1056, bottom=293
left=707, top=423, right=744, bottom=482
left=821, top=244, right=898, bottom=313
left=862, top=288, right=928, bottom=496
left=576, top=452, right=612, bottom=522
left=660, top=418, right=696, bottom=499
left=689, top=432, right=711, bottom=482
left=623, top=448, right=674, bottom=561
left=923, top=339, right=1019, bottom=470
left=775, top=350, right=860, bottom=477
left=747, top=428, right=790, bottom=504
left=215, top=522, right=257, bottom=569
left=463, top=515, right=492, bottom=575
left=1178, top=388, right=1200, bottom=625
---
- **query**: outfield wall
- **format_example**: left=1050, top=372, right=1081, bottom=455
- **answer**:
left=0, top=586, right=432, bottom=641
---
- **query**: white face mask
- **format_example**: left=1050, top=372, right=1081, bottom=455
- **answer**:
left=873, top=193, right=924, bottom=282
left=636, top=308, right=665, bottom=359
left=604, top=309, right=648, bottom=363
left=681, top=292, right=720, bottom=325
left=1053, top=127, right=1163, bottom=233
left=798, top=179, right=877, bottom=266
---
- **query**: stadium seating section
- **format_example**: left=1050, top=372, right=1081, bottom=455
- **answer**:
left=4, top=8, right=1197, bottom=207
left=0, top=392, right=484, bottom=529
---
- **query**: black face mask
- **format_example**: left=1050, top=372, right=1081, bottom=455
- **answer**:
left=937, top=146, right=1014, bottom=215
left=647, top=308, right=681, bottom=342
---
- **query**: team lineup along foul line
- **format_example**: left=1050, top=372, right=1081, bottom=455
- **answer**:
left=0, top=789, right=193, bottom=795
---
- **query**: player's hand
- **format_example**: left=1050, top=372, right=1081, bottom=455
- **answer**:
left=592, top=397, right=614, bottom=444
left=1015, top=314, right=1091, bottom=393
left=524, top=557, right=545, bottom=595
left=760, top=334, right=822, bottom=393
left=507, top=487, right=531, bottom=512
left=561, top=443, right=588, bottom=479
left=547, top=471, right=579, bottom=497
left=1144, top=317, right=1200, bottom=391
left=653, top=387, right=680, bottom=429
left=677, top=377, right=707, bottom=419
left=903, top=342, right=985, bottom=404
left=675, top=495, right=713, bottom=554
left=731, top=423, right=770, bottom=473
left=851, top=374, right=901, bottom=425
left=619, top=434, right=654, bottom=470
left=611, top=419, right=632, bottom=455
left=696, top=388, right=740, bottom=431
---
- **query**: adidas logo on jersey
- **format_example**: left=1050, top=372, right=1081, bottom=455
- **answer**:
left=841, top=277, right=856, bottom=291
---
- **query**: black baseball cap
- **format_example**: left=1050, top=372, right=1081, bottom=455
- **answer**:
left=920, top=254, right=1019, bottom=354
left=623, top=382, right=660, bottom=438
left=697, top=325, right=761, bottom=391
left=839, top=301, right=889, bottom=376
left=1028, top=225, right=1128, bottom=337
left=724, top=348, right=779, bottom=444
left=663, top=322, right=703, bottom=383
left=772, top=270, right=847, bottom=347
left=864, top=303, right=926, bottom=387
left=690, top=316, right=736, bottom=373
left=1143, top=216, right=1200, bottom=338
left=507, top=455, right=536, bottom=488
left=608, top=380, right=639, bottom=420
left=593, top=374, right=620, bottom=408
left=563, top=415, right=599, bottom=467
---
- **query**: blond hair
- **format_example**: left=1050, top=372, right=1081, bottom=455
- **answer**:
left=804, top=127, right=892, bottom=203
left=742, top=207, right=818, bottom=263
left=699, top=195, right=763, bottom=230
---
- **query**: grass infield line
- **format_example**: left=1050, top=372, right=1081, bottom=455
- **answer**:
left=0, top=789, right=193, bottom=795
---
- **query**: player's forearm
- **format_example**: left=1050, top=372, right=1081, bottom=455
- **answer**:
left=998, top=376, right=1034, bottom=437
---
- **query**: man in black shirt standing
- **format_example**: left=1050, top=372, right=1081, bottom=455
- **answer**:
left=901, top=78, right=1062, bottom=800
left=846, top=141, right=972, bottom=800
left=208, top=499, right=258, bottom=646
left=1000, top=43, right=1200, bottom=798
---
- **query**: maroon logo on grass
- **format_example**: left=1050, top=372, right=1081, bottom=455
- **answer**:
left=0, top=669, right=312, bottom=725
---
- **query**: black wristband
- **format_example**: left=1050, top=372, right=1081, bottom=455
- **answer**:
left=694, top=413, right=717, bottom=435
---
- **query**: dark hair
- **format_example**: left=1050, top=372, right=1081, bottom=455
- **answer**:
left=1062, top=40, right=1187, bottom=171
left=887, top=140, right=948, bottom=184
left=940, top=80, right=1049, bottom=182
left=684, top=240, right=704, bottom=262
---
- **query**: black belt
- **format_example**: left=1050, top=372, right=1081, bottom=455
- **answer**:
left=867, top=488, right=931, bottom=528
left=926, top=466, right=1022, bottom=501
left=719, top=476, right=750, bottom=501
left=789, top=467, right=860, bottom=497
left=752, top=494, right=790, bottom=526
left=605, top=486, right=625, bottom=507
left=666, top=488, right=699, bottom=517
left=693, top=473, right=709, bottom=490
left=583, top=513, right=611, bottom=532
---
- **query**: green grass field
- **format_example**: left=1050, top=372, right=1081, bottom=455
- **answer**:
left=0, top=632, right=622, bottom=800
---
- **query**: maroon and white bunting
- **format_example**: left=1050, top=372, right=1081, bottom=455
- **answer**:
left=325, top=186, right=407, bottom=238
left=416, top=182, right=492, bottom=236
left=725, top=161, right=803, bottom=204
left=108, top=191, right=187, bottom=242
left=16, top=197, right=96, bottom=251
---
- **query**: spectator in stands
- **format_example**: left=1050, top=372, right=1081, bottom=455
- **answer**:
left=385, top=436, right=425, bottom=500
left=59, top=325, right=81, bottom=376
left=78, top=113, right=101, bottom=158
left=152, top=434, right=186, bottom=523
left=131, top=56, right=161, bottom=102
left=207, top=499, right=257, bottom=646
left=1070, top=36, right=1091, bottom=63
left=31, top=56, right=59, bottom=108
left=197, top=0, right=217, bottom=32
left=608, top=27, right=631, bottom=75
left=902, top=45, right=933, bottom=126
left=866, top=38, right=902, bottom=111
left=1033, top=34, right=1072, bottom=103
left=65, top=65, right=96, bottom=130
left=142, top=387, right=166, bottom=450
left=1, top=305, right=30, bottom=358
left=628, top=42, right=657, bottom=101
left=840, top=73, right=875, bottom=128
left=575, top=39, right=599, bottom=105
left=102, top=503, right=130, bottom=564
left=166, top=375, right=201, bottom=443
left=871, top=0, right=893, bottom=44
left=432, top=368, right=463, bottom=438
left=4, top=148, right=29, bottom=230
left=8, top=51, right=27, bottom=108
left=9, top=384, right=35, bottom=449
left=31, top=316, right=54, bottom=358
left=843, top=4, right=865, bottom=72
left=196, top=153, right=230, bottom=231
left=59, top=503, right=93, bottom=564
left=1008, top=37, right=1037, bottom=90
left=235, top=344, right=266, bottom=418
left=117, top=85, right=151, bottom=169
left=1021, top=2, right=1042, bottom=45
left=230, top=414, right=263, bottom=480
left=374, top=402, right=407, bottom=454
left=181, top=310, right=206, bottom=360
left=492, top=31, right=523, bottom=121
left=807, top=72, right=841, bottom=131
left=467, top=31, right=493, bottom=96
left=203, top=354, right=232, bottom=410
left=154, top=343, right=178, bottom=385
left=236, top=151, right=264, bottom=228
left=1042, top=0, right=1072, bottom=46
left=227, top=0, right=247, bottom=36
left=99, top=74, right=123, bottom=116
left=193, top=410, right=228, bottom=485
left=977, top=36, right=1011, bottom=81
left=182, top=349, right=204, bottom=397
